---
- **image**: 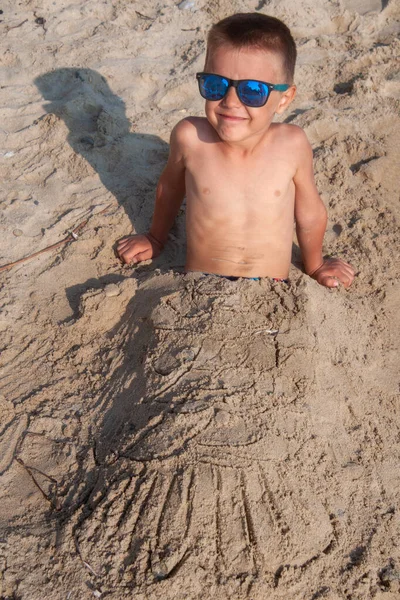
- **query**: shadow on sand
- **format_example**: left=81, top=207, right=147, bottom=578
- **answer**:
left=34, top=67, right=170, bottom=235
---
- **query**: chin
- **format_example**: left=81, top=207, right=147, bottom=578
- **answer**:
left=213, top=123, right=248, bottom=142
left=218, top=132, right=245, bottom=143
left=219, top=130, right=250, bottom=144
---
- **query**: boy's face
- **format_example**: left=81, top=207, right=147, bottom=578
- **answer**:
left=203, top=44, right=295, bottom=145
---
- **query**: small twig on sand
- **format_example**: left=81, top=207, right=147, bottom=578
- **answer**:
left=15, top=456, right=61, bottom=511
left=74, top=537, right=101, bottom=577
left=135, top=10, right=154, bottom=20
left=6, top=19, right=28, bottom=31
left=0, top=204, right=111, bottom=274
left=253, top=329, right=279, bottom=336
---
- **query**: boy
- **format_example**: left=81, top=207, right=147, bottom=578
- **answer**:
left=117, top=13, right=354, bottom=288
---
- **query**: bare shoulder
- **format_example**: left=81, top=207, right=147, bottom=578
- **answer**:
left=172, top=117, right=215, bottom=146
left=169, top=117, right=215, bottom=163
left=272, top=124, right=313, bottom=175
left=271, top=123, right=310, bottom=149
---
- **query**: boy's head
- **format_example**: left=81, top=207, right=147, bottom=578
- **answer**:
left=205, top=13, right=296, bottom=85
left=200, top=13, right=297, bottom=144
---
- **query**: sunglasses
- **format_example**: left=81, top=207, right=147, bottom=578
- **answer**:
left=196, top=72, right=289, bottom=108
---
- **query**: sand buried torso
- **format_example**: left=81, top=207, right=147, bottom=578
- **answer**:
left=73, top=275, right=333, bottom=594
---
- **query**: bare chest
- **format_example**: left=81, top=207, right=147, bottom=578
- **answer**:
left=185, top=150, right=295, bottom=215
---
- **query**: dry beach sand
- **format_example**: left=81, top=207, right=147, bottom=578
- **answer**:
left=0, top=0, right=399, bottom=598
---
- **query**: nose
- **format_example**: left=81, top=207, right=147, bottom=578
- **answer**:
left=221, top=85, right=242, bottom=107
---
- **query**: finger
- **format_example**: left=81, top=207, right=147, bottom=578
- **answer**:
left=131, top=250, right=151, bottom=264
left=324, top=266, right=354, bottom=286
left=117, top=238, right=133, bottom=250
left=116, top=244, right=129, bottom=255
left=118, top=249, right=141, bottom=264
left=343, top=269, right=355, bottom=285
left=337, top=269, right=354, bottom=285
left=116, top=244, right=134, bottom=259
left=321, top=275, right=340, bottom=288
left=116, top=243, right=127, bottom=254
left=336, top=267, right=355, bottom=286
left=335, top=272, right=354, bottom=288
left=117, top=241, right=142, bottom=258
left=340, top=263, right=355, bottom=276
left=118, top=252, right=132, bottom=264
left=341, top=274, right=354, bottom=288
left=119, top=249, right=151, bottom=264
left=340, top=260, right=354, bottom=271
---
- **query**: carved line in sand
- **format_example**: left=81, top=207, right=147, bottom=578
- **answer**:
left=73, top=276, right=333, bottom=588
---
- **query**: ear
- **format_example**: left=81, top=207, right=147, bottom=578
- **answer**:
left=275, top=85, right=296, bottom=115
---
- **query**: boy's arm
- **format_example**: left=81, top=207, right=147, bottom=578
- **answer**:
left=148, top=121, right=187, bottom=247
left=117, top=120, right=188, bottom=265
left=293, top=129, right=354, bottom=288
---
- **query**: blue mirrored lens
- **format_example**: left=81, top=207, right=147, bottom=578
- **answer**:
left=200, top=75, right=229, bottom=100
left=238, top=80, right=269, bottom=107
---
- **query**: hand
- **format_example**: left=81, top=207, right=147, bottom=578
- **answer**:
left=309, top=258, right=355, bottom=289
left=116, top=234, right=162, bottom=265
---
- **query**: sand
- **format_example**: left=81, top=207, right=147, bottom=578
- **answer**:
left=0, top=0, right=399, bottom=598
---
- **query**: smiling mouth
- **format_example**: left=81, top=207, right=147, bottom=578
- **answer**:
left=217, top=114, right=247, bottom=121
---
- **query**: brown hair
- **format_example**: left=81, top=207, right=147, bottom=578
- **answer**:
left=206, top=13, right=297, bottom=83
